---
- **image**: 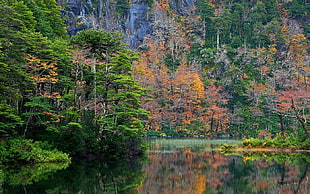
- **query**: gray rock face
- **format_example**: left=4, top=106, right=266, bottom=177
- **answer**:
left=60, top=0, right=197, bottom=49
left=125, top=0, right=152, bottom=49
left=171, top=0, right=197, bottom=16
left=62, top=0, right=93, bottom=35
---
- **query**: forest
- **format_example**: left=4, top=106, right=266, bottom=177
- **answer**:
left=0, top=0, right=309, bottom=163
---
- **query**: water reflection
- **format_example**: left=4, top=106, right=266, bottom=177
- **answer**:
left=1, top=157, right=146, bottom=193
left=1, top=138, right=309, bottom=194
left=0, top=162, right=70, bottom=186
left=139, top=138, right=310, bottom=194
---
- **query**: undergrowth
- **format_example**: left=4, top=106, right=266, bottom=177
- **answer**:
left=0, top=138, right=71, bottom=164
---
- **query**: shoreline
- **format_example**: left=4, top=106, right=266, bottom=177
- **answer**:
left=218, top=147, right=310, bottom=153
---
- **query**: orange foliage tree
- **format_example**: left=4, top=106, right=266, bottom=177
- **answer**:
left=203, top=81, right=230, bottom=134
left=23, top=55, right=64, bottom=136
left=274, top=80, right=309, bottom=137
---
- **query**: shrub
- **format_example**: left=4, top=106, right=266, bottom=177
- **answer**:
left=241, top=136, right=310, bottom=150
left=146, top=130, right=162, bottom=136
left=271, top=136, right=297, bottom=148
left=242, top=138, right=264, bottom=147
left=297, top=138, right=310, bottom=150
left=220, top=143, right=238, bottom=151
left=0, top=138, right=70, bottom=164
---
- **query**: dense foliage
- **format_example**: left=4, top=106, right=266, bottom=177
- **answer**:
left=0, top=139, right=70, bottom=164
left=2, top=158, right=145, bottom=192
left=0, top=0, right=309, bottom=164
left=133, top=0, right=309, bottom=140
left=0, top=0, right=149, bottom=163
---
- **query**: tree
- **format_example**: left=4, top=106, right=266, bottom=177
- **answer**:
left=196, top=0, right=215, bottom=45
left=22, top=55, right=64, bottom=137
left=0, top=0, right=80, bottom=156
left=203, top=81, right=230, bottom=134
left=71, top=30, right=149, bottom=155
left=169, top=64, right=206, bottom=133
left=116, top=0, right=130, bottom=15
left=274, top=83, right=309, bottom=137
left=0, top=103, right=23, bottom=137
left=24, top=0, right=66, bottom=40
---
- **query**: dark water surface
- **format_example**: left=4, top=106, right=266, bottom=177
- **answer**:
left=1, top=138, right=309, bottom=194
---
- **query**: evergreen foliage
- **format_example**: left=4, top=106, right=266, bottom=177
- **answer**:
left=116, top=0, right=130, bottom=15
left=0, top=138, right=70, bottom=164
left=0, top=0, right=150, bottom=163
left=0, top=0, right=309, bottom=164
left=70, top=30, right=149, bottom=156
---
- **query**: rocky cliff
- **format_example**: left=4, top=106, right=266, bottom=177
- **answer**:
left=59, top=0, right=198, bottom=49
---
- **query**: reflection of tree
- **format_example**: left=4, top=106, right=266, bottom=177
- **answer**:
left=7, top=148, right=307, bottom=194
left=139, top=148, right=233, bottom=193
left=140, top=145, right=310, bottom=194
left=235, top=152, right=310, bottom=194
left=223, top=158, right=255, bottom=193
left=278, top=160, right=310, bottom=194
left=1, top=162, right=70, bottom=186
left=2, top=157, right=146, bottom=193
left=295, top=162, right=309, bottom=194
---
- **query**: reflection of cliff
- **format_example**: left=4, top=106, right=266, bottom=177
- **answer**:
left=59, top=0, right=197, bottom=49
left=139, top=150, right=310, bottom=194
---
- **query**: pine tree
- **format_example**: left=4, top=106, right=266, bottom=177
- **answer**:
left=71, top=30, right=149, bottom=155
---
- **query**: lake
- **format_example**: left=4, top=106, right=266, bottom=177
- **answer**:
left=1, top=138, right=309, bottom=193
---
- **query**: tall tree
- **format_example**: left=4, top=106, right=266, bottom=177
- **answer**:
left=71, top=30, right=149, bottom=155
left=197, top=0, right=215, bottom=46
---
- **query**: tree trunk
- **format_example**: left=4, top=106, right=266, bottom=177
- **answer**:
left=278, top=113, right=285, bottom=137
left=92, top=56, right=97, bottom=120
left=203, top=18, right=206, bottom=42
left=295, top=163, right=309, bottom=194
left=291, top=98, right=309, bottom=137
left=216, top=29, right=220, bottom=52
left=210, top=112, right=215, bottom=132
left=278, top=162, right=286, bottom=185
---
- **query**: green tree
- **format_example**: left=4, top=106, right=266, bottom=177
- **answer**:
left=287, top=0, right=307, bottom=18
left=230, top=3, right=244, bottom=40
left=116, top=0, right=130, bottom=15
left=24, top=0, right=66, bottom=40
left=264, top=0, right=280, bottom=22
left=213, top=11, right=231, bottom=51
left=196, top=0, right=214, bottom=45
left=0, top=0, right=75, bottom=163
left=71, top=30, right=149, bottom=155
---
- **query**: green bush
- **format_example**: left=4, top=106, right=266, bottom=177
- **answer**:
left=0, top=138, right=70, bottom=164
left=271, top=136, right=298, bottom=148
left=297, top=137, right=310, bottom=150
left=242, top=138, right=264, bottom=147
left=241, top=136, right=310, bottom=150
left=146, top=130, right=162, bottom=136
left=262, top=136, right=273, bottom=147
left=220, top=143, right=238, bottom=151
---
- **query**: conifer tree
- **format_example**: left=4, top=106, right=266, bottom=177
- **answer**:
left=71, top=30, right=149, bottom=155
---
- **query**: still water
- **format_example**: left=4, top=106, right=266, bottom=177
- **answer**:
left=1, top=138, right=309, bottom=194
